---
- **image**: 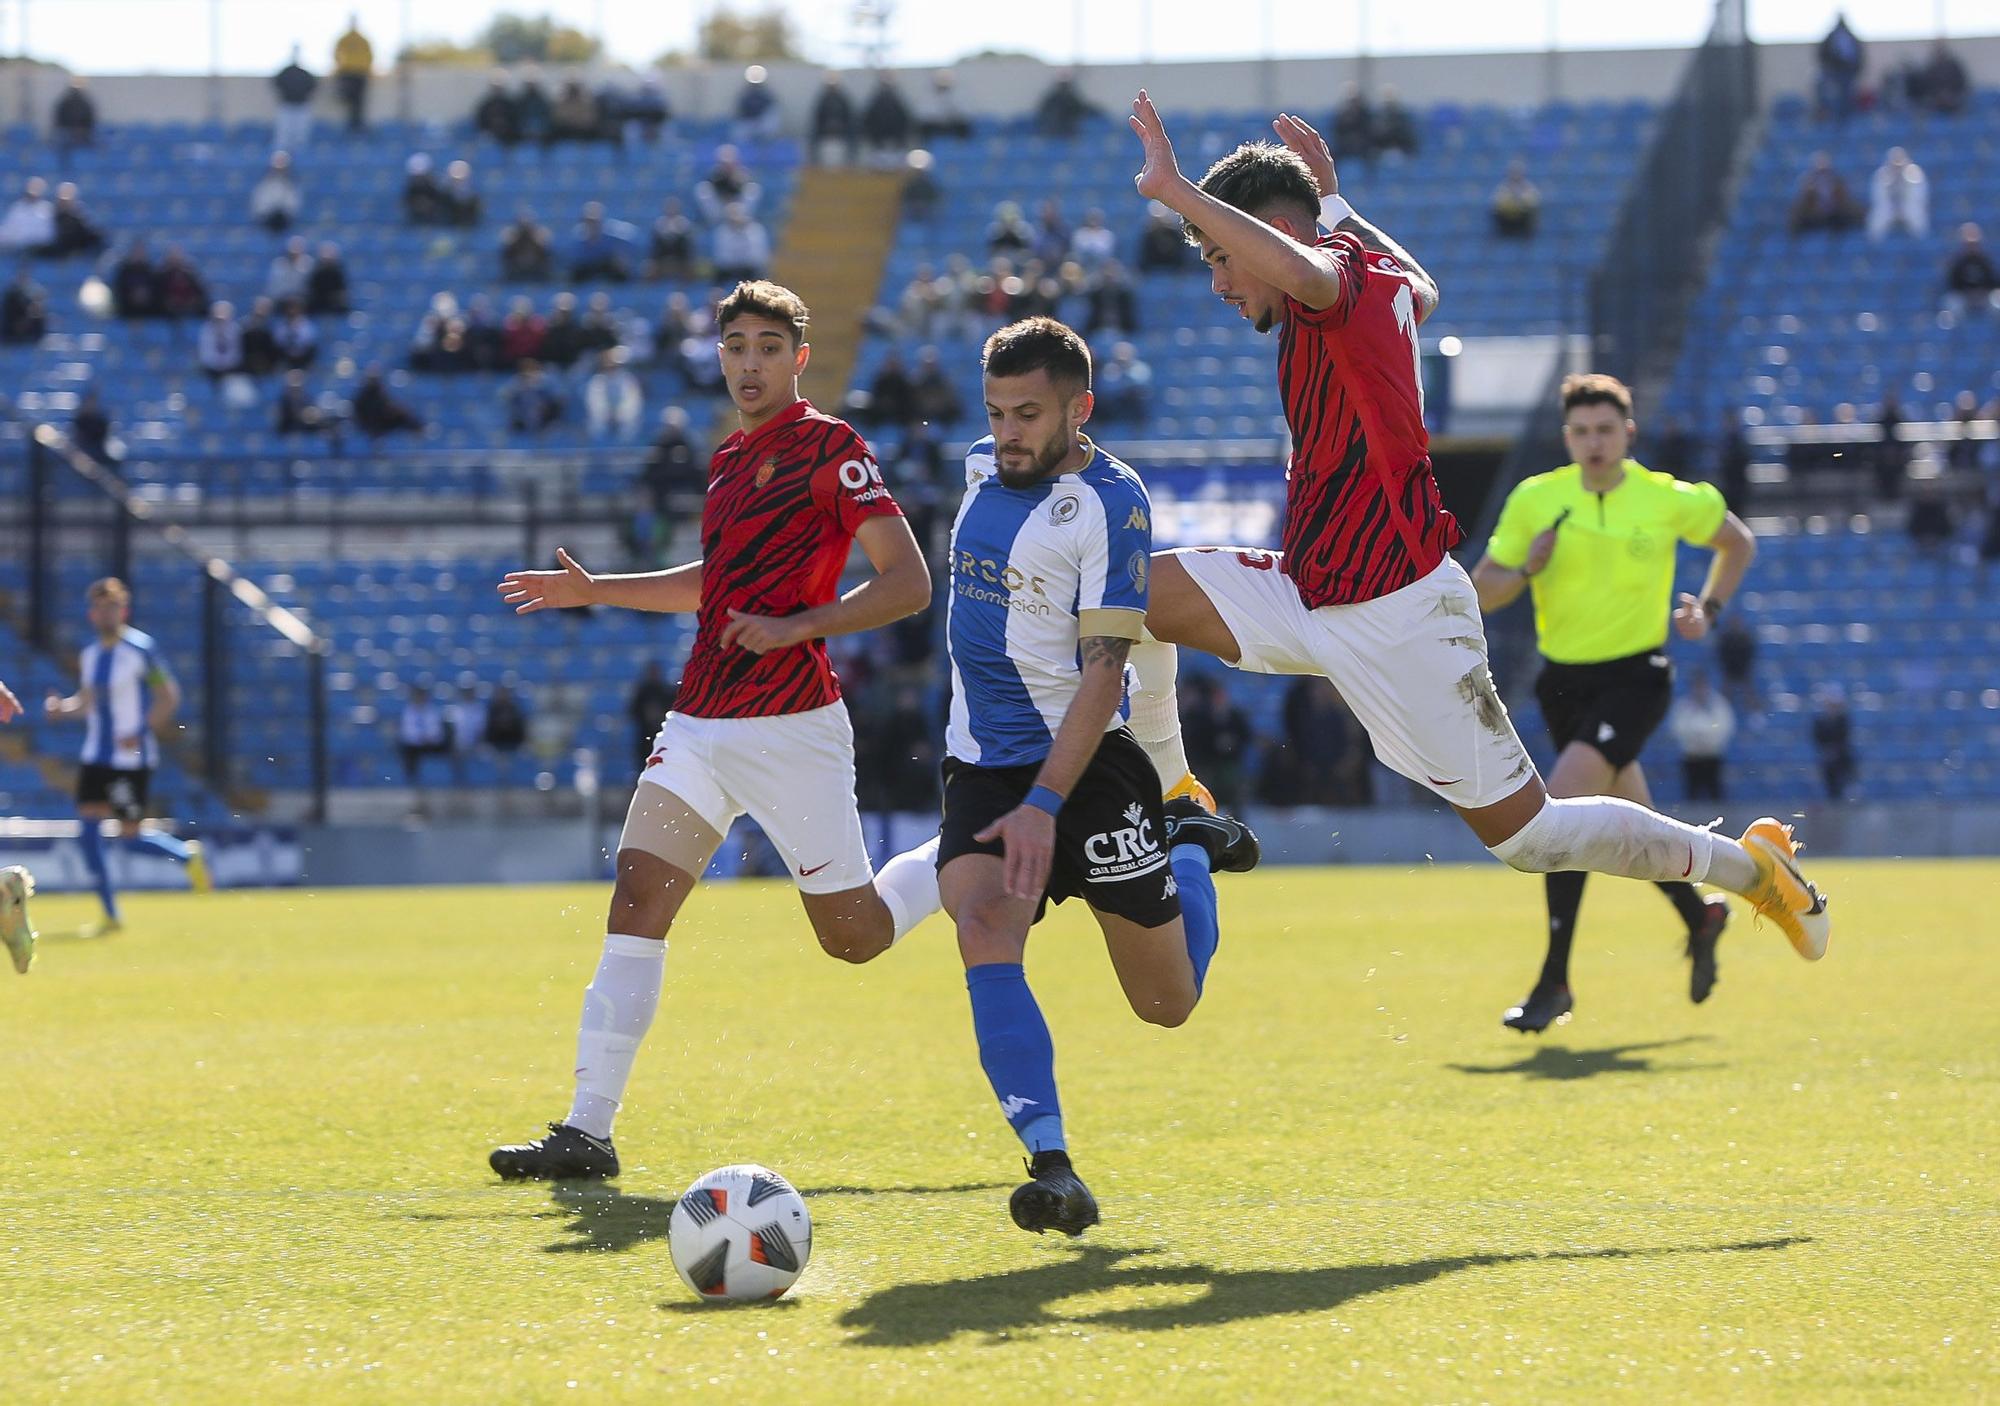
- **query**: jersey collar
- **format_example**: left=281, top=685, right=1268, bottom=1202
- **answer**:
left=1573, top=458, right=1637, bottom=493
left=725, top=396, right=812, bottom=453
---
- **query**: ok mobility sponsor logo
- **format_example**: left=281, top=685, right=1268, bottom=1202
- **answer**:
left=953, top=550, right=1053, bottom=616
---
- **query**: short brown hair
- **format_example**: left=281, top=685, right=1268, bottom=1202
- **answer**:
left=1561, top=373, right=1633, bottom=417
left=87, top=577, right=130, bottom=605
left=981, top=317, right=1093, bottom=395
left=1185, top=141, right=1322, bottom=246
left=715, top=280, right=809, bottom=345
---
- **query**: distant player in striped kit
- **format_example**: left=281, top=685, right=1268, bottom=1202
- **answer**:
left=0, top=674, right=38, bottom=973
left=43, top=577, right=212, bottom=934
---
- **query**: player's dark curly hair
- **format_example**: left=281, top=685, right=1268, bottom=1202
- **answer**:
left=716, top=280, right=810, bottom=345
left=981, top=316, right=1093, bottom=395
left=1560, top=372, right=1634, bottom=417
left=1184, top=141, right=1323, bottom=246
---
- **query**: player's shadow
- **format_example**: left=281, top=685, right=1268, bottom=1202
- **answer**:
left=797, top=1181, right=1008, bottom=1199
left=837, top=1235, right=1809, bottom=1347
left=541, top=1184, right=680, bottom=1254
left=1446, top=1035, right=1722, bottom=1082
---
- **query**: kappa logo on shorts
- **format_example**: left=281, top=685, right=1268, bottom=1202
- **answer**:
left=1598, top=722, right=1618, bottom=744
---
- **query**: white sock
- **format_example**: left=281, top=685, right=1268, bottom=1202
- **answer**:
left=565, top=933, right=666, bottom=1140
left=874, top=835, right=942, bottom=943
left=1488, top=796, right=1759, bottom=894
left=1127, top=636, right=1190, bottom=788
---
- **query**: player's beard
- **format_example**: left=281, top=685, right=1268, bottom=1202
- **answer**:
left=995, top=422, right=1076, bottom=488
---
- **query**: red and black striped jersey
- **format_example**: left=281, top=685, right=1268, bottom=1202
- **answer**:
left=673, top=398, right=904, bottom=719
left=1275, top=229, right=1461, bottom=607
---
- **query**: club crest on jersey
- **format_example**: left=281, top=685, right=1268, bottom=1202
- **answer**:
left=1051, top=495, right=1080, bottom=524
left=1127, top=550, right=1149, bottom=596
left=755, top=456, right=780, bottom=488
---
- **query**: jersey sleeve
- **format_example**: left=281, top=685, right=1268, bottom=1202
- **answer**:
left=1284, top=230, right=1367, bottom=331
left=809, top=424, right=905, bottom=536
left=1672, top=477, right=1729, bottom=546
left=1076, top=477, right=1152, bottom=640
left=1484, top=480, right=1544, bottom=570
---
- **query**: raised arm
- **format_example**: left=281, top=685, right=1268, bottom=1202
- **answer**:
left=497, top=547, right=703, bottom=616
left=1273, top=112, right=1440, bottom=320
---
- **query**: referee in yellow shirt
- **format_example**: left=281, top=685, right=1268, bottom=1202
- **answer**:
left=1473, top=374, right=1757, bottom=1032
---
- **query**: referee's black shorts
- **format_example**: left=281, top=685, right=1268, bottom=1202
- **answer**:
left=1534, top=649, right=1674, bottom=770
left=938, top=728, right=1180, bottom=929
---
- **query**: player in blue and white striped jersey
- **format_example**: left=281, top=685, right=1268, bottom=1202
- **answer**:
left=43, top=578, right=211, bottom=932
left=934, top=318, right=1258, bottom=1238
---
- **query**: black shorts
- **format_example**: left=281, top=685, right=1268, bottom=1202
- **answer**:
left=77, top=764, right=151, bottom=822
left=938, top=728, right=1181, bottom=929
left=1534, top=650, right=1674, bottom=769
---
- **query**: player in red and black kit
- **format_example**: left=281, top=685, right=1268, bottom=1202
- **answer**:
left=486, top=281, right=944, bottom=1180
left=1124, top=96, right=1831, bottom=977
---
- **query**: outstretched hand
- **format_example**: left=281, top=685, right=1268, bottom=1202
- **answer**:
left=0, top=678, right=20, bottom=724
left=1128, top=90, right=1185, bottom=203
left=497, top=547, right=596, bottom=614
left=1273, top=112, right=1339, bottom=200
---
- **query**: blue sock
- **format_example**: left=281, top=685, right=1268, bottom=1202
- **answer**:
left=965, top=963, right=1065, bottom=1154
left=1171, top=844, right=1220, bottom=996
left=129, top=830, right=193, bottom=863
left=79, top=823, right=119, bottom=921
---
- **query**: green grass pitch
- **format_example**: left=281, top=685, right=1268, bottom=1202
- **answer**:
left=9, top=861, right=1998, bottom=1403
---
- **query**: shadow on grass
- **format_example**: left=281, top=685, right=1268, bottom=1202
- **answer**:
left=1447, top=1035, right=1722, bottom=1081
left=837, top=1236, right=1810, bottom=1346
left=797, top=1181, right=1008, bottom=1199
left=541, top=1184, right=681, bottom=1254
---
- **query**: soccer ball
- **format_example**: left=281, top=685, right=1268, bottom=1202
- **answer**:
left=667, top=1163, right=812, bottom=1302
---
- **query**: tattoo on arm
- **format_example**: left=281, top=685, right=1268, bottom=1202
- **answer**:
left=1079, top=635, right=1134, bottom=671
left=1337, top=214, right=1439, bottom=316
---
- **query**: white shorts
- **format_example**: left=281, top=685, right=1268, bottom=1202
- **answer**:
left=631, top=701, right=874, bottom=894
left=1173, top=549, right=1536, bottom=809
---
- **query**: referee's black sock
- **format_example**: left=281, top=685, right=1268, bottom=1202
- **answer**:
left=1655, top=881, right=1710, bottom=931
left=1539, top=871, right=1587, bottom=989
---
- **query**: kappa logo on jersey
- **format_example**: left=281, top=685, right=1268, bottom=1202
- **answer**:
left=837, top=456, right=892, bottom=504
left=999, top=1094, right=1040, bottom=1118
left=1051, top=495, right=1080, bottom=524
left=1124, top=506, right=1149, bottom=531
left=1084, top=801, right=1167, bottom=880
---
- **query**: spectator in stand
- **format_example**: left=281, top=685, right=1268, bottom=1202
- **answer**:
left=1911, top=40, right=1969, bottom=117
left=271, top=48, right=317, bottom=153
left=1095, top=341, right=1152, bottom=424
left=1086, top=259, right=1139, bottom=336
left=275, top=369, right=330, bottom=435
left=696, top=145, right=761, bottom=223
left=1069, top=207, right=1116, bottom=268
left=332, top=15, right=373, bottom=131
left=1374, top=87, right=1418, bottom=158
left=71, top=387, right=115, bottom=463
left=307, top=241, right=349, bottom=315
left=1136, top=200, right=1194, bottom=272
left=579, top=291, right=621, bottom=356
left=1034, top=68, right=1099, bottom=138
left=267, top=235, right=314, bottom=303
left=239, top=297, right=280, bottom=374
left=482, top=684, right=528, bottom=778
left=865, top=349, right=918, bottom=427
left=1815, top=13, right=1864, bottom=123
left=1331, top=83, right=1375, bottom=162
left=1874, top=391, right=1909, bottom=500
left=0, top=178, right=55, bottom=253
left=397, top=684, right=451, bottom=794
left=514, top=69, right=554, bottom=145
left=1, top=269, right=48, bottom=343
left=499, top=296, right=546, bottom=366
left=1491, top=159, right=1540, bottom=238
left=910, top=345, right=962, bottom=426
left=439, top=160, right=478, bottom=230
left=1867, top=147, right=1928, bottom=241
left=712, top=203, right=771, bottom=284
left=1669, top=670, right=1735, bottom=802
left=647, top=196, right=697, bottom=280
left=404, top=154, right=445, bottom=223
left=466, top=294, right=505, bottom=370
left=918, top=71, right=972, bottom=142
left=157, top=246, right=207, bottom=320
left=474, top=74, right=520, bottom=145
left=886, top=263, right=942, bottom=339
left=1264, top=677, right=1371, bottom=805
left=1182, top=674, right=1252, bottom=811
left=1789, top=151, right=1862, bottom=234
left=733, top=65, right=780, bottom=143
left=860, top=73, right=914, bottom=163
left=987, top=199, right=1035, bottom=256
left=1948, top=390, right=1991, bottom=473
left=1031, top=197, right=1071, bottom=265
left=641, top=405, right=702, bottom=514
left=1811, top=685, right=1856, bottom=799
left=628, top=663, right=677, bottom=771
left=272, top=298, right=317, bottom=367
left=196, top=301, right=242, bottom=380
left=1714, top=408, right=1751, bottom=508
left=500, top=207, right=554, bottom=281
left=539, top=293, right=586, bottom=367
left=551, top=80, right=602, bottom=143
left=1943, top=223, right=1998, bottom=314
left=585, top=348, right=643, bottom=440
left=352, top=366, right=424, bottom=440
left=617, top=75, right=672, bottom=146
left=1716, top=615, right=1756, bottom=711
left=902, top=148, right=941, bottom=224
left=505, top=360, right=563, bottom=433
left=1907, top=475, right=1955, bottom=554
left=810, top=74, right=857, bottom=166
left=53, top=78, right=97, bottom=151
left=251, top=151, right=303, bottom=233
left=46, top=183, right=106, bottom=256
left=569, top=202, right=638, bottom=282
